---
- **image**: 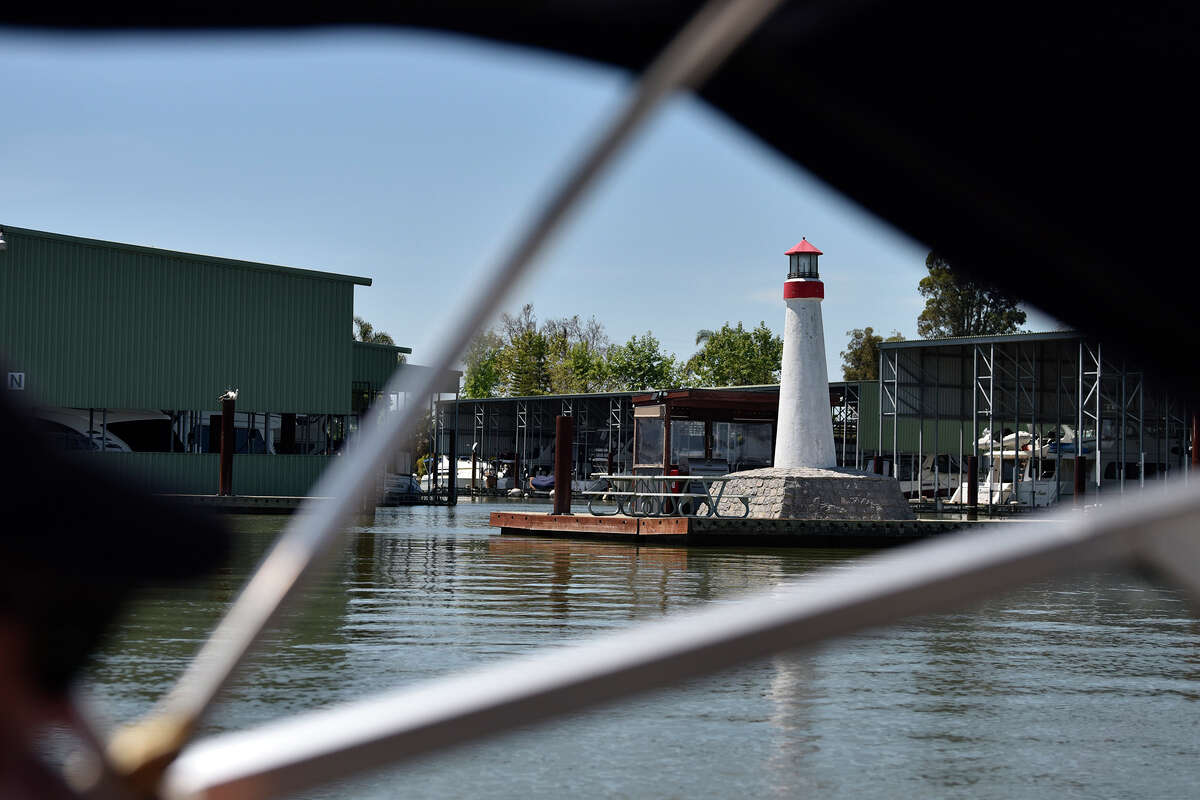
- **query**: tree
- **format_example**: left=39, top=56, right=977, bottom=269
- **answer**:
left=605, top=332, right=678, bottom=391
left=684, top=321, right=782, bottom=387
left=462, top=329, right=505, bottom=399
left=917, top=252, right=1026, bottom=338
left=461, top=305, right=614, bottom=397
left=840, top=327, right=904, bottom=381
left=496, top=304, right=550, bottom=396
left=353, top=315, right=396, bottom=346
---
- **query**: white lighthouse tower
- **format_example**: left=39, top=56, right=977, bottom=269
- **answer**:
left=774, top=238, right=837, bottom=469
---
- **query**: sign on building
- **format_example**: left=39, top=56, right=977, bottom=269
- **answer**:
left=7, top=372, right=25, bottom=391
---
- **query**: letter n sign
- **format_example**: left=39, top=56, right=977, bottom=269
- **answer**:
left=7, top=372, right=25, bottom=390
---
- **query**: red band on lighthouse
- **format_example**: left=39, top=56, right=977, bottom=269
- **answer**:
left=783, top=280, right=824, bottom=299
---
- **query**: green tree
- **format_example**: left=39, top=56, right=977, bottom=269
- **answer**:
left=463, top=306, right=613, bottom=397
left=683, top=321, right=782, bottom=387
left=605, top=332, right=678, bottom=391
left=495, top=304, right=550, bottom=396
left=917, top=252, right=1027, bottom=338
left=353, top=315, right=396, bottom=346
left=462, top=329, right=505, bottom=399
left=840, top=327, right=905, bottom=381
left=506, top=326, right=550, bottom=396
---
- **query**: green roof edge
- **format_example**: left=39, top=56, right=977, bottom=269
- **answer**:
left=1, top=224, right=372, bottom=286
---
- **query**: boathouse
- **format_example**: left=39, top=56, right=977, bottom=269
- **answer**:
left=0, top=224, right=455, bottom=496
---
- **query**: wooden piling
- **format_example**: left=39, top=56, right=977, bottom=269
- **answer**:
left=218, top=395, right=235, bottom=496
left=1074, top=455, right=1086, bottom=504
left=553, top=416, right=573, bottom=515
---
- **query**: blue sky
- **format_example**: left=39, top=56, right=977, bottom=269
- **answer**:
left=0, top=27, right=1058, bottom=378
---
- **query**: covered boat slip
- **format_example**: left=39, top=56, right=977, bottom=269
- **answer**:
left=433, top=383, right=870, bottom=495
left=878, top=332, right=1195, bottom=508
left=451, top=333, right=1195, bottom=512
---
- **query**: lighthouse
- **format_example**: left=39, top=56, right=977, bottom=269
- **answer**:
left=774, top=238, right=837, bottom=469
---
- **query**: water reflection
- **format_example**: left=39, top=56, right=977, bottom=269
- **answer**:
left=77, top=502, right=1200, bottom=799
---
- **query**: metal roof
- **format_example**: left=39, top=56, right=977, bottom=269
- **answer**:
left=448, top=381, right=874, bottom=406
left=0, top=225, right=372, bottom=286
left=878, top=330, right=1083, bottom=350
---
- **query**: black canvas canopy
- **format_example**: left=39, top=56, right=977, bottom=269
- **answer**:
left=6, top=1, right=1194, bottom=396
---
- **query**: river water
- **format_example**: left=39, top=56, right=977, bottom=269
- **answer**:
left=80, top=501, right=1199, bottom=799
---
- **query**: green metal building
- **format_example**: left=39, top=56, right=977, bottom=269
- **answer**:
left=0, top=224, right=416, bottom=496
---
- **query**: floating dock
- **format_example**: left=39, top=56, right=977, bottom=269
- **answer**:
left=488, top=511, right=1021, bottom=547
left=160, top=494, right=326, bottom=514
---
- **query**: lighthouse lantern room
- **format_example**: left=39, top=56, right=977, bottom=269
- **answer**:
left=787, top=238, right=822, bottom=278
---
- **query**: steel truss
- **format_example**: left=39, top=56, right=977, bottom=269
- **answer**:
left=832, top=384, right=861, bottom=469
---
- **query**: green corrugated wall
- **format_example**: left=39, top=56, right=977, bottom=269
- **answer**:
left=855, top=381, right=979, bottom=455
left=0, top=226, right=368, bottom=412
left=91, top=453, right=331, bottom=496
left=352, top=341, right=406, bottom=389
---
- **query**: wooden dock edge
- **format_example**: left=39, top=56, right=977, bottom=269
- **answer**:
left=488, top=511, right=1014, bottom=546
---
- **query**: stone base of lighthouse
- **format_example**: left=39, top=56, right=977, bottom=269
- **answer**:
left=717, top=467, right=915, bottom=521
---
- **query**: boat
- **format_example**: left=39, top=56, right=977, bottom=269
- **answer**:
left=419, top=455, right=517, bottom=492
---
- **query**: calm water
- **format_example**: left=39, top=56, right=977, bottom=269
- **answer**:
left=79, top=501, right=1199, bottom=798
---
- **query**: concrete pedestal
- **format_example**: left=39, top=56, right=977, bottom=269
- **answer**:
left=717, top=467, right=915, bottom=520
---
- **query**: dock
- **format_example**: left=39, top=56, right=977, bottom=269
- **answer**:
left=488, top=511, right=1021, bottom=547
left=160, top=494, right=327, bottom=514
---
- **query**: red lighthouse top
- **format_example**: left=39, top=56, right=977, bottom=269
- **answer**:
left=783, top=236, right=824, bottom=299
left=785, top=238, right=823, bottom=255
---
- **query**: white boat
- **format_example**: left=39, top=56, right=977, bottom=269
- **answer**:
left=419, top=455, right=516, bottom=491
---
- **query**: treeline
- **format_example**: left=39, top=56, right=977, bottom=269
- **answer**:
left=461, top=304, right=783, bottom=398
left=463, top=251, right=1033, bottom=395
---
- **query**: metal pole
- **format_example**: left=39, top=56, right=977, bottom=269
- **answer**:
left=102, top=407, right=107, bottom=452
left=553, top=416, right=574, bottom=515
left=1192, top=412, right=1198, bottom=474
left=1139, top=378, right=1145, bottom=489
left=854, top=383, right=861, bottom=470
left=918, top=424, right=923, bottom=501
left=958, top=428, right=963, bottom=506
left=1077, top=341, right=1085, bottom=505
left=916, top=350, right=923, bottom=500
left=988, top=343, right=995, bottom=514
left=877, top=352, right=884, bottom=471
left=891, top=354, right=898, bottom=479
left=971, top=346, right=978, bottom=517
left=1120, top=365, right=1127, bottom=494
left=841, top=388, right=848, bottom=467
left=1095, top=343, right=1102, bottom=493
left=447, top=430, right=458, bottom=507
left=934, top=351, right=940, bottom=502
left=1056, top=343, right=1062, bottom=503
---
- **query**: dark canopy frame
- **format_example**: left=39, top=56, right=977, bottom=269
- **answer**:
left=5, top=1, right=1194, bottom=398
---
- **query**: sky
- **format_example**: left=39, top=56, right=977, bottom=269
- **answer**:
left=0, top=27, right=1059, bottom=378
